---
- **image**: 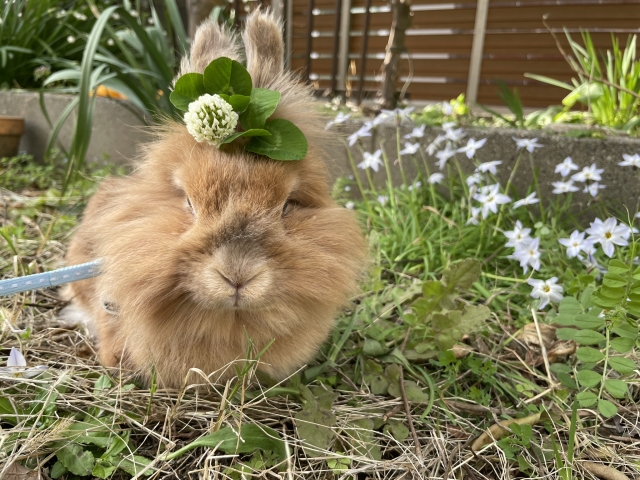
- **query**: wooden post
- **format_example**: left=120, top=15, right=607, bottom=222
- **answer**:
left=337, top=0, right=352, bottom=95
left=356, top=0, right=372, bottom=105
left=466, top=0, right=490, bottom=104
left=379, top=0, right=411, bottom=110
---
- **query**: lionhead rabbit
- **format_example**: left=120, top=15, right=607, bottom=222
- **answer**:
left=63, top=11, right=367, bottom=388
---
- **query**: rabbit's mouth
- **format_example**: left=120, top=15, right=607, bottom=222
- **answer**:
left=216, top=269, right=266, bottom=309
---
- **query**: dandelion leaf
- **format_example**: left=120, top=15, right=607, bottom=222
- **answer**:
left=442, top=258, right=482, bottom=291
left=345, top=418, right=381, bottom=460
left=295, top=387, right=337, bottom=457
left=56, top=443, right=95, bottom=476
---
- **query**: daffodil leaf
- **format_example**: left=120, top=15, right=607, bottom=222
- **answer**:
left=219, top=129, right=270, bottom=145
left=246, top=118, right=308, bottom=160
left=240, top=88, right=281, bottom=130
left=170, top=72, right=206, bottom=111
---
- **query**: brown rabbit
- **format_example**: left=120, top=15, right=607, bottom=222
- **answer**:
left=63, top=11, right=367, bottom=388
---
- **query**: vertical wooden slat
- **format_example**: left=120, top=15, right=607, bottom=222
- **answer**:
left=466, top=0, right=490, bottom=103
left=330, top=0, right=343, bottom=94
left=304, top=0, right=316, bottom=81
left=285, top=0, right=293, bottom=69
left=337, top=0, right=352, bottom=93
left=357, top=0, right=373, bottom=105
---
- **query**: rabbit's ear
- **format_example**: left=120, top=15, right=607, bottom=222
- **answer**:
left=178, top=19, right=243, bottom=76
left=242, top=10, right=284, bottom=88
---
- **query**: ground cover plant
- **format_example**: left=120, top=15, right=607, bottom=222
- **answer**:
left=1, top=109, right=640, bottom=479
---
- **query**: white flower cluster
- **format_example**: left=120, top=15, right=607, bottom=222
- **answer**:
left=184, top=94, right=238, bottom=146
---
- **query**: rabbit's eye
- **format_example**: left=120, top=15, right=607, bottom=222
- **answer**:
left=282, top=199, right=299, bottom=217
left=186, top=196, right=195, bottom=215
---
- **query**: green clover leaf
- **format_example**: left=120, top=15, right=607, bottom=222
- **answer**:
left=203, top=57, right=252, bottom=97
left=170, top=73, right=207, bottom=111
left=240, top=88, right=281, bottom=130
left=246, top=118, right=308, bottom=161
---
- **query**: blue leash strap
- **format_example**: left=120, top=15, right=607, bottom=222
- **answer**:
left=0, top=259, right=103, bottom=297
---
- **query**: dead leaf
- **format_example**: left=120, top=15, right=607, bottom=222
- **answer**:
left=582, top=461, right=631, bottom=480
left=518, top=323, right=555, bottom=349
left=0, top=463, right=41, bottom=480
left=547, top=341, right=576, bottom=363
left=471, top=412, right=541, bottom=452
left=451, top=343, right=474, bottom=359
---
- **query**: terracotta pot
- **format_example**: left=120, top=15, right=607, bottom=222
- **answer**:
left=0, top=116, right=25, bottom=159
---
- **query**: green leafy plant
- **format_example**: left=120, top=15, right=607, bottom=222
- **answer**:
left=170, top=56, right=308, bottom=161
left=526, top=31, right=640, bottom=131
left=554, top=255, right=639, bottom=418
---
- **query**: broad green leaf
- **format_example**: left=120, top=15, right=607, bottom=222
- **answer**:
left=576, top=391, right=598, bottom=408
left=557, top=372, right=578, bottom=390
left=294, top=389, right=337, bottom=458
left=345, top=418, right=381, bottom=460
left=166, top=424, right=286, bottom=461
left=576, top=347, right=604, bottom=363
left=203, top=57, right=232, bottom=94
left=240, top=88, right=281, bottom=130
left=442, top=258, right=482, bottom=291
left=556, top=328, right=577, bottom=341
left=92, top=461, right=117, bottom=479
left=554, top=314, right=577, bottom=326
left=572, top=314, right=605, bottom=330
left=225, top=94, right=251, bottom=112
left=117, top=456, right=153, bottom=476
left=559, top=297, right=582, bottom=315
left=599, top=285, right=625, bottom=301
left=604, top=379, right=628, bottom=399
left=573, top=330, right=606, bottom=345
left=229, top=60, right=252, bottom=96
left=404, top=381, right=431, bottom=403
left=56, top=444, right=95, bottom=476
left=626, top=300, right=640, bottom=317
left=603, top=273, right=627, bottom=288
left=610, top=337, right=635, bottom=353
left=219, top=129, right=270, bottom=145
left=50, top=461, right=67, bottom=479
left=370, top=375, right=389, bottom=395
left=597, top=399, right=618, bottom=418
left=94, top=374, right=113, bottom=392
left=246, top=118, right=308, bottom=160
left=576, top=370, right=601, bottom=388
left=608, top=357, right=635, bottom=374
left=170, top=72, right=207, bottom=111
left=363, top=338, right=387, bottom=357
left=608, top=259, right=630, bottom=275
left=612, top=322, right=638, bottom=339
left=384, top=421, right=410, bottom=442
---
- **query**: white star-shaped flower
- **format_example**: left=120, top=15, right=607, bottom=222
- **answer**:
left=586, top=217, right=631, bottom=257
left=345, top=201, right=355, bottom=209
left=457, top=138, right=487, bottom=159
left=528, top=277, right=563, bottom=309
left=428, top=173, right=444, bottom=185
left=466, top=206, right=481, bottom=226
left=555, top=157, right=579, bottom=177
left=571, top=163, right=604, bottom=183
left=552, top=180, right=579, bottom=194
left=357, top=149, right=383, bottom=172
left=408, top=181, right=422, bottom=191
left=513, top=137, right=543, bottom=152
left=513, top=192, right=539, bottom=209
left=400, top=142, right=420, bottom=155
left=436, top=145, right=457, bottom=169
left=325, top=112, right=351, bottom=129
left=0, top=347, right=48, bottom=378
left=583, top=182, right=606, bottom=197
left=348, top=124, right=372, bottom=146
left=473, top=183, right=511, bottom=218
left=558, top=230, right=591, bottom=258
left=426, top=135, right=446, bottom=156
left=619, top=153, right=640, bottom=168
left=444, top=126, right=466, bottom=143
left=466, top=172, right=484, bottom=187
left=377, top=195, right=389, bottom=206
left=512, top=237, right=541, bottom=273
left=404, top=125, right=426, bottom=139
left=476, top=160, right=502, bottom=175
left=504, top=220, right=532, bottom=248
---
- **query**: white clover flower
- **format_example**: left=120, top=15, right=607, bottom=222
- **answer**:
left=428, top=173, right=444, bottom=185
left=474, top=183, right=511, bottom=219
left=586, top=217, right=631, bottom=258
left=404, top=124, right=426, bottom=139
left=552, top=180, right=579, bottom=194
left=558, top=230, right=591, bottom=259
left=571, top=163, right=603, bottom=183
left=325, top=112, right=351, bottom=130
left=620, top=153, right=640, bottom=168
left=555, top=157, right=579, bottom=177
left=357, top=149, right=383, bottom=172
left=511, top=237, right=541, bottom=273
left=528, top=277, right=563, bottom=309
left=504, top=220, right=532, bottom=248
left=184, top=94, right=238, bottom=146
left=347, top=124, right=372, bottom=146
left=512, top=192, right=539, bottom=209
left=400, top=142, right=420, bottom=155
left=583, top=182, right=606, bottom=197
left=476, top=160, right=502, bottom=175
left=457, top=138, right=487, bottom=159
left=513, top=137, right=543, bottom=152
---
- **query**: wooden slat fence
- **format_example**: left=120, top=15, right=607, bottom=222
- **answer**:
left=282, top=0, right=640, bottom=107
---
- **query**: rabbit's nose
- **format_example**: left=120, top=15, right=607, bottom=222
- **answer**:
left=218, top=271, right=243, bottom=290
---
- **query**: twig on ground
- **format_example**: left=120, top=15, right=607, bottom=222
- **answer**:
left=398, top=327, right=422, bottom=463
